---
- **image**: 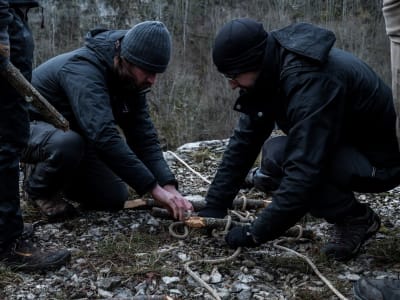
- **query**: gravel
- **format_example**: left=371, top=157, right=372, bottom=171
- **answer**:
left=2, top=138, right=400, bottom=300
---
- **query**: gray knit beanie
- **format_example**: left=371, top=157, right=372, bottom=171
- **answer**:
left=121, top=21, right=171, bottom=73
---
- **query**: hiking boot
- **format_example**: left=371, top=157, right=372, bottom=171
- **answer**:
left=353, top=277, right=400, bottom=300
left=0, top=239, right=71, bottom=272
left=321, top=206, right=380, bottom=261
left=31, top=193, right=77, bottom=222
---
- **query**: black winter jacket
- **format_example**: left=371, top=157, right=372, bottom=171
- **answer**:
left=205, top=23, right=400, bottom=242
left=31, top=29, right=176, bottom=195
left=0, top=0, right=38, bottom=77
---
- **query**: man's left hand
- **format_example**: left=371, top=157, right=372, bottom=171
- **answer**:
left=225, top=225, right=260, bottom=249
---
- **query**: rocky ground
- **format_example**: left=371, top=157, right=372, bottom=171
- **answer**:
left=1, top=138, right=400, bottom=300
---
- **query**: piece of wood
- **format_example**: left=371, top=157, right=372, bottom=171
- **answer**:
left=184, top=216, right=249, bottom=229
left=124, top=198, right=152, bottom=209
left=1, top=62, right=69, bottom=131
left=124, top=197, right=270, bottom=211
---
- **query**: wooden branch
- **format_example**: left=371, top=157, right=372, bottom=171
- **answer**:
left=0, top=62, right=69, bottom=131
left=184, top=216, right=249, bottom=229
left=124, top=198, right=155, bottom=209
left=124, top=197, right=270, bottom=211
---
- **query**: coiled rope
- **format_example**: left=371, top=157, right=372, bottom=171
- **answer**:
left=167, top=150, right=348, bottom=300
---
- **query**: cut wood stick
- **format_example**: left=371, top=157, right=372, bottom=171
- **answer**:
left=184, top=216, right=249, bottom=228
left=152, top=211, right=315, bottom=240
left=0, top=62, right=69, bottom=131
left=124, top=197, right=270, bottom=211
left=124, top=198, right=155, bottom=209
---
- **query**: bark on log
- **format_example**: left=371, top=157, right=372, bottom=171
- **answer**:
left=0, top=62, right=69, bottom=130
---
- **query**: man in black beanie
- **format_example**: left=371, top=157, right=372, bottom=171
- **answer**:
left=199, top=18, right=400, bottom=261
left=0, top=0, right=71, bottom=271
left=21, top=21, right=193, bottom=221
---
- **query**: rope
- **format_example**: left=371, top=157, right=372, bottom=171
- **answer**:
left=211, top=215, right=232, bottom=238
left=166, top=150, right=348, bottom=300
left=168, top=221, right=189, bottom=239
left=183, top=247, right=242, bottom=300
left=273, top=225, right=349, bottom=300
left=166, top=150, right=211, bottom=184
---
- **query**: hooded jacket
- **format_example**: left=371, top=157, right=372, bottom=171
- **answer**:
left=31, top=29, right=176, bottom=196
left=0, top=0, right=38, bottom=77
left=205, top=22, right=400, bottom=242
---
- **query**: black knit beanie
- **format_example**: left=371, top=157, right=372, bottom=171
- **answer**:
left=121, top=21, right=171, bottom=73
left=212, top=18, right=267, bottom=74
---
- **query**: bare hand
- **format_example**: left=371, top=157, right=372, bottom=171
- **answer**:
left=150, top=184, right=193, bottom=220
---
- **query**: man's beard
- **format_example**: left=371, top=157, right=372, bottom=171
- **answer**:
left=115, top=62, right=151, bottom=92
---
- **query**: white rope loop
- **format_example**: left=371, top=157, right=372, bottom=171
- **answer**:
left=166, top=150, right=348, bottom=300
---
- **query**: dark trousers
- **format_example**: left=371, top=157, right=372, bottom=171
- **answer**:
left=0, top=7, right=36, bottom=249
left=22, top=121, right=128, bottom=211
left=0, top=83, right=29, bottom=247
left=256, top=136, right=400, bottom=222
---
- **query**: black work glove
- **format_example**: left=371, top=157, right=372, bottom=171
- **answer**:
left=198, top=206, right=227, bottom=219
left=225, top=225, right=260, bottom=249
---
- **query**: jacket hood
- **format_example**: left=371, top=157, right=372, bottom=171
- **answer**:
left=84, top=28, right=127, bottom=69
left=8, top=0, right=39, bottom=8
left=271, top=22, right=336, bottom=64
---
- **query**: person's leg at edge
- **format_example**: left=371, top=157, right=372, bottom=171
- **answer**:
left=0, top=87, right=70, bottom=272
left=352, top=1, right=400, bottom=297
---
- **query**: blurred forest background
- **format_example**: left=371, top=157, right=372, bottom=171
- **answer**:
left=28, top=0, right=389, bottom=149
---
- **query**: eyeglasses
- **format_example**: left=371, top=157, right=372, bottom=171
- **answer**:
left=223, top=73, right=239, bottom=81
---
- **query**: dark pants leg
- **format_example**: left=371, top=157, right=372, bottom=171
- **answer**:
left=22, top=121, right=128, bottom=211
left=63, top=144, right=128, bottom=211
left=257, top=136, right=400, bottom=222
left=0, top=8, right=36, bottom=248
left=22, top=121, right=85, bottom=200
left=0, top=84, right=29, bottom=247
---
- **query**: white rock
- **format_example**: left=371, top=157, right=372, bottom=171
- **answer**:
left=162, top=276, right=180, bottom=284
left=210, top=267, right=223, bottom=283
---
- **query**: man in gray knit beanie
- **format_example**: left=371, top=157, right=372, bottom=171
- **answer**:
left=121, top=21, right=171, bottom=73
left=19, top=20, right=193, bottom=222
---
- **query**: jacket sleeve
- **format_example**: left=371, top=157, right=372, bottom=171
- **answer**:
left=205, top=113, right=274, bottom=210
left=251, top=73, right=345, bottom=242
left=121, top=94, right=177, bottom=188
left=0, top=0, right=11, bottom=66
left=59, top=60, right=158, bottom=195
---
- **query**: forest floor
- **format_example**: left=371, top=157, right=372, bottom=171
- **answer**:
left=1, top=138, right=400, bottom=300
